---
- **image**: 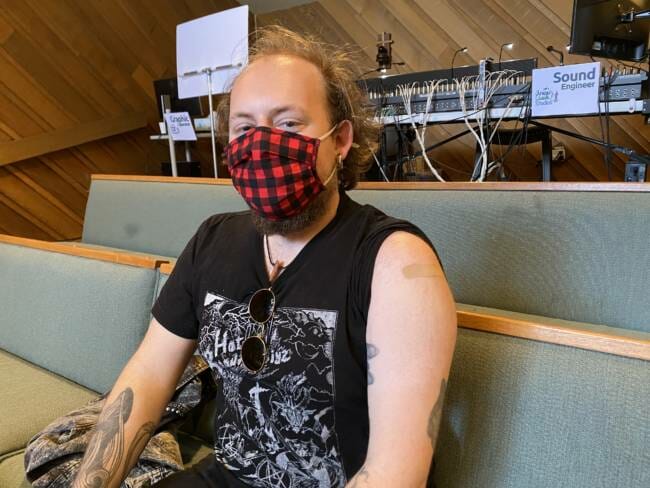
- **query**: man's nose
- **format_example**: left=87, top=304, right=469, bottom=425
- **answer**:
left=254, top=117, right=274, bottom=128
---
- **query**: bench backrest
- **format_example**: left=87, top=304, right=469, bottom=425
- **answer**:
left=83, top=176, right=650, bottom=333
left=0, top=236, right=162, bottom=393
left=436, top=309, right=650, bottom=488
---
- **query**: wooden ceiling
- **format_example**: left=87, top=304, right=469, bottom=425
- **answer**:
left=1, top=0, right=648, bottom=240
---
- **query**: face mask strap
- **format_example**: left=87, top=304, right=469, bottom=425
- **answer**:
left=318, top=122, right=340, bottom=141
left=322, top=154, right=342, bottom=187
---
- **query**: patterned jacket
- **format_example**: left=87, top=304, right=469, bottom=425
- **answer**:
left=24, top=355, right=215, bottom=488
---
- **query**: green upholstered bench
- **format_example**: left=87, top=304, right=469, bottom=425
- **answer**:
left=82, top=176, right=650, bottom=334
left=0, top=237, right=177, bottom=486
left=7, top=176, right=650, bottom=486
left=439, top=305, right=650, bottom=488
left=0, top=350, right=96, bottom=488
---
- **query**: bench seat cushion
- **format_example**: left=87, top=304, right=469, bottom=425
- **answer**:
left=0, top=450, right=31, bottom=488
left=0, top=349, right=96, bottom=457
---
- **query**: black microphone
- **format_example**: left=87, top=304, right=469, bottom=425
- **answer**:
left=376, top=32, right=393, bottom=72
left=546, top=45, right=564, bottom=66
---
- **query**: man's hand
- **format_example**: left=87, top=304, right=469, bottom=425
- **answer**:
left=347, top=231, right=457, bottom=487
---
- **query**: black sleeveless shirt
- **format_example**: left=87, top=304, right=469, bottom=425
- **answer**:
left=152, top=191, right=434, bottom=487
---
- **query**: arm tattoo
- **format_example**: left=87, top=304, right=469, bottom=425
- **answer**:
left=120, top=421, right=156, bottom=481
left=74, top=388, right=153, bottom=488
left=427, top=378, right=447, bottom=450
left=366, top=343, right=379, bottom=386
left=348, top=466, right=370, bottom=487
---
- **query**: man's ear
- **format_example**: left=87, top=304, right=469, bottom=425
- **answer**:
left=335, top=120, right=355, bottom=160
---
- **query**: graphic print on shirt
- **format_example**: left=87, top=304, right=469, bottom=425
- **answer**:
left=198, top=291, right=346, bottom=488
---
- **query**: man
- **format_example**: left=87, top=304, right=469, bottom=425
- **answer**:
left=72, top=26, right=456, bottom=488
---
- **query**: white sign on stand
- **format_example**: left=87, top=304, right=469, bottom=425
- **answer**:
left=164, top=112, right=197, bottom=141
left=176, top=6, right=248, bottom=178
left=176, top=6, right=249, bottom=99
left=532, top=62, right=600, bottom=117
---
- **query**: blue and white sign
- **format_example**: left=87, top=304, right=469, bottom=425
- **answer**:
left=531, top=62, right=600, bottom=117
left=164, top=112, right=197, bottom=141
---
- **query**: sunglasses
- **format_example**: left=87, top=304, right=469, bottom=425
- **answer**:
left=241, top=287, right=276, bottom=373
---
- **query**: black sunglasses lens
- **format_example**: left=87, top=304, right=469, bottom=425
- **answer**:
left=249, top=289, right=275, bottom=323
left=242, top=336, right=266, bottom=372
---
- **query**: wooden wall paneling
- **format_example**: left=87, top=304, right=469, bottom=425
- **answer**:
left=0, top=10, right=13, bottom=44
left=0, top=188, right=66, bottom=240
left=379, top=0, right=451, bottom=62
left=0, top=112, right=147, bottom=167
left=0, top=201, right=52, bottom=240
left=0, top=122, right=13, bottom=142
left=0, top=33, right=101, bottom=123
left=539, top=0, right=573, bottom=23
left=89, top=2, right=168, bottom=80
left=117, top=0, right=176, bottom=68
left=26, top=0, right=153, bottom=113
left=356, top=2, right=437, bottom=71
left=98, top=135, right=149, bottom=175
left=71, top=2, right=141, bottom=77
left=0, top=89, right=47, bottom=138
left=3, top=164, right=84, bottom=225
left=319, top=1, right=381, bottom=62
left=184, top=0, right=226, bottom=18
left=39, top=154, right=91, bottom=199
left=0, top=50, right=74, bottom=129
left=1, top=3, right=127, bottom=117
left=140, top=0, right=182, bottom=40
left=0, top=168, right=81, bottom=238
left=412, top=0, right=496, bottom=60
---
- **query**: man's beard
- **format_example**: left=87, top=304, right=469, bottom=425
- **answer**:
left=251, top=179, right=338, bottom=236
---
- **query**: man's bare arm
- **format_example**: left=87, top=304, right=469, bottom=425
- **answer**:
left=346, top=232, right=457, bottom=487
left=72, top=318, right=196, bottom=488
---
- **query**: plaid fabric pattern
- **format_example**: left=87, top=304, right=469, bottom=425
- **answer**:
left=224, top=126, right=325, bottom=221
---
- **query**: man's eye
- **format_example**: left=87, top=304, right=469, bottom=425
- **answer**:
left=236, top=125, right=252, bottom=133
left=278, top=120, right=301, bottom=131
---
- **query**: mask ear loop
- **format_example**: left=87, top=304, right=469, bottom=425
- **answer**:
left=318, top=122, right=340, bottom=141
left=319, top=122, right=346, bottom=186
left=322, top=154, right=342, bottom=187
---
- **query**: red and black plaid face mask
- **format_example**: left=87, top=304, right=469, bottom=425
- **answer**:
left=224, top=125, right=338, bottom=221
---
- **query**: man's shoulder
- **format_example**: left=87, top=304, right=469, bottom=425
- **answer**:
left=191, top=210, right=254, bottom=252
left=196, top=209, right=252, bottom=235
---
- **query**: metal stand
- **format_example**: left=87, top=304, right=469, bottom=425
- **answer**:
left=181, top=63, right=242, bottom=178
left=474, top=125, right=553, bottom=181
left=164, top=109, right=178, bottom=177
left=530, top=120, right=650, bottom=180
left=206, top=69, right=218, bottom=178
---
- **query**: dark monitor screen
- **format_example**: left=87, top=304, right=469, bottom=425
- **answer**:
left=153, top=78, right=203, bottom=120
left=570, top=0, right=650, bottom=61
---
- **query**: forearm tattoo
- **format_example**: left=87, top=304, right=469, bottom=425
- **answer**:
left=74, top=388, right=154, bottom=488
left=366, top=343, right=379, bottom=385
left=427, top=378, right=447, bottom=450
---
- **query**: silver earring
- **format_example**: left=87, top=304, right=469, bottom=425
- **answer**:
left=337, top=154, right=343, bottom=169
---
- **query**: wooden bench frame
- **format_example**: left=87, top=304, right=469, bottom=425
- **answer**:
left=92, top=174, right=650, bottom=192
left=0, top=234, right=168, bottom=269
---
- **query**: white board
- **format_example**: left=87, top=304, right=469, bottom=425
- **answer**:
left=176, top=5, right=249, bottom=99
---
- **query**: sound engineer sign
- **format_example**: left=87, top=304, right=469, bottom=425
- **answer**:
left=532, top=62, right=600, bottom=117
